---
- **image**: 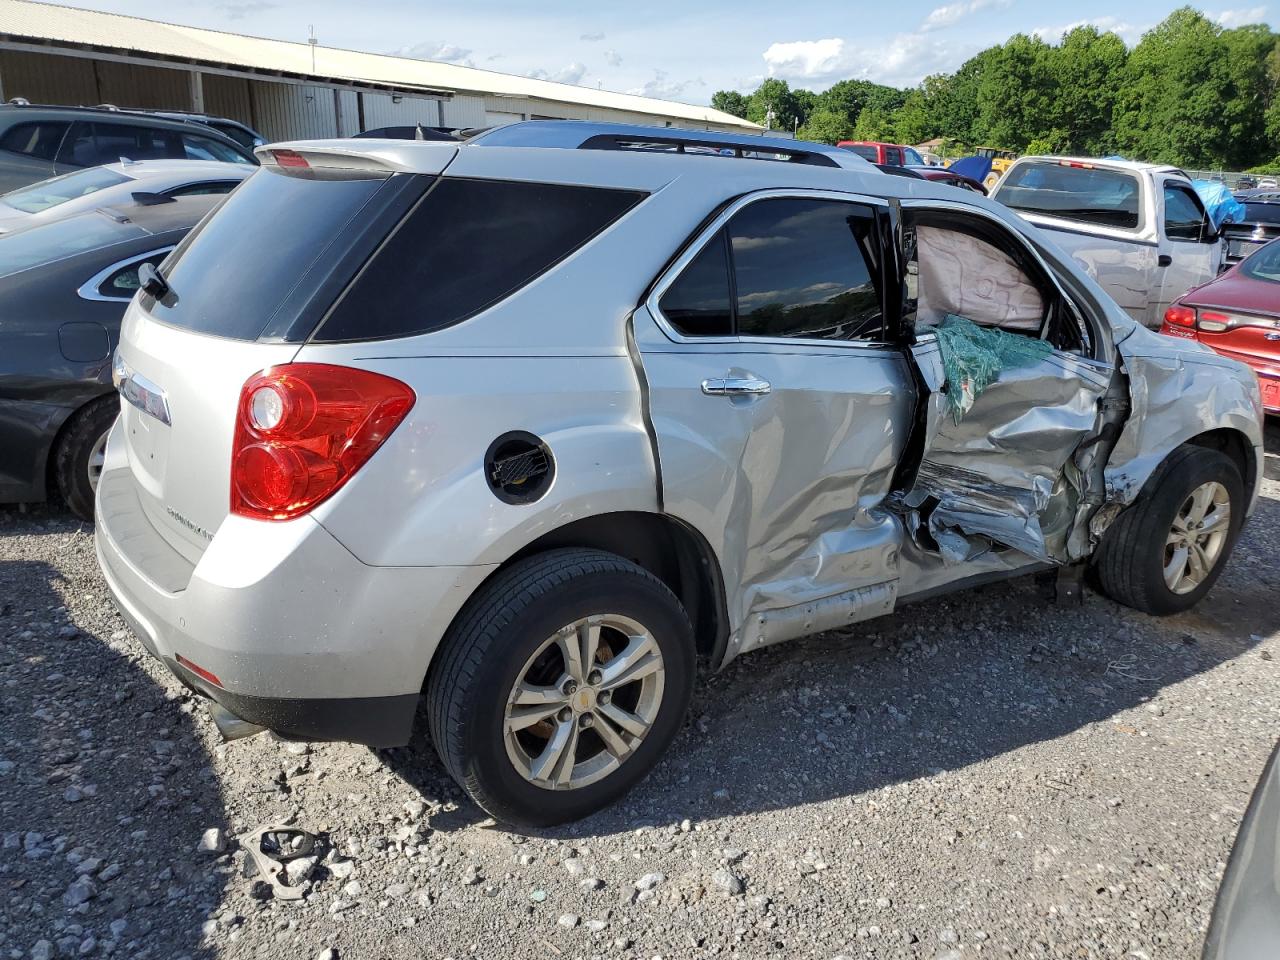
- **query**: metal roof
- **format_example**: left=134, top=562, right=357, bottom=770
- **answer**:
left=0, top=0, right=762, bottom=131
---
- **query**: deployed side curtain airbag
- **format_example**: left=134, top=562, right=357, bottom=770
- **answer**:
left=915, top=225, right=1044, bottom=332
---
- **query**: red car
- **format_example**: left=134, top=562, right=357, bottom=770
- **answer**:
left=904, top=165, right=987, bottom=195
left=837, top=141, right=925, bottom=166
left=1161, top=236, right=1280, bottom=413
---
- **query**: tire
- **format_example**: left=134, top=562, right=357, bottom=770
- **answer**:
left=427, top=548, right=695, bottom=828
left=1094, top=445, right=1244, bottom=615
left=54, top=397, right=118, bottom=522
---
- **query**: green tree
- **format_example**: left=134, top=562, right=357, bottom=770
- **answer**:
left=798, top=107, right=854, bottom=144
left=791, top=88, right=819, bottom=130
left=1047, top=25, right=1128, bottom=154
left=746, top=78, right=802, bottom=131
left=892, top=90, right=933, bottom=145
left=852, top=106, right=896, bottom=141
left=974, top=33, right=1057, bottom=151
left=710, top=90, right=748, bottom=119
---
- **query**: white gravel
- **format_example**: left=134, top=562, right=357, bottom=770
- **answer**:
left=2, top=423, right=1278, bottom=959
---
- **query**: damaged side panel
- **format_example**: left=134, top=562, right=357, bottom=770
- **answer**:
left=895, top=336, right=1113, bottom=567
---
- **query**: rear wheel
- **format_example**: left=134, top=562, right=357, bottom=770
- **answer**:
left=427, top=549, right=695, bottom=827
left=54, top=397, right=118, bottom=522
left=1095, top=445, right=1243, bottom=615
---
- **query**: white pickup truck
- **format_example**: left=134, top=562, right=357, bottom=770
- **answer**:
left=990, top=156, right=1224, bottom=328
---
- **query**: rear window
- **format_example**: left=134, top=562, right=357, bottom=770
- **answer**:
left=1, top=166, right=130, bottom=213
left=315, top=178, right=645, bottom=341
left=1242, top=202, right=1280, bottom=224
left=842, top=144, right=878, bottom=161
left=1241, top=240, right=1280, bottom=283
left=147, top=168, right=392, bottom=340
left=997, top=161, right=1141, bottom=229
left=0, top=212, right=138, bottom=278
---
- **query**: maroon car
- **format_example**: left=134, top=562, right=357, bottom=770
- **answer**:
left=904, top=165, right=987, bottom=195
left=1161, top=236, right=1280, bottom=414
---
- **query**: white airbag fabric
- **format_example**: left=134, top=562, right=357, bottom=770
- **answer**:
left=916, top=225, right=1044, bottom=332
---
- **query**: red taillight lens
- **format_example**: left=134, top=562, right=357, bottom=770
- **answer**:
left=1197, top=310, right=1230, bottom=332
left=231, top=364, right=415, bottom=521
left=271, top=149, right=310, bottom=169
left=1163, top=305, right=1196, bottom=327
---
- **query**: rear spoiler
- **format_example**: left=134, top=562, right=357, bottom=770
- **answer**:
left=254, top=141, right=457, bottom=177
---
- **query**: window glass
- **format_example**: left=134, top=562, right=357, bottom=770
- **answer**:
left=60, top=123, right=179, bottom=167
left=316, top=178, right=645, bottom=341
left=0, top=166, right=129, bottom=213
left=1241, top=240, right=1280, bottom=283
left=181, top=133, right=249, bottom=163
left=1241, top=202, right=1280, bottom=224
left=729, top=197, right=883, bottom=342
left=885, top=147, right=903, bottom=165
left=997, top=161, right=1140, bottom=229
left=97, top=250, right=172, bottom=298
left=165, top=180, right=239, bottom=198
left=1164, top=183, right=1205, bottom=241
left=903, top=147, right=926, bottom=166
left=0, top=213, right=138, bottom=278
left=0, top=121, right=69, bottom=161
left=207, top=121, right=260, bottom=151
left=659, top=229, right=732, bottom=337
left=150, top=168, right=389, bottom=340
left=841, top=144, right=878, bottom=161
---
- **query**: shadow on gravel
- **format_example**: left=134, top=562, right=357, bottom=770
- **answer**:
left=0, top=535, right=227, bottom=958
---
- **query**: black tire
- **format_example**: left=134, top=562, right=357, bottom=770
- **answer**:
left=54, top=397, right=118, bottom=522
left=1094, top=445, right=1244, bottom=615
left=427, top=548, right=695, bottom=828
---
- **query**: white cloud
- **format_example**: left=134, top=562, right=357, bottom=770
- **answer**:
left=603, top=49, right=623, bottom=67
left=1211, top=6, right=1269, bottom=27
left=626, top=70, right=703, bottom=100
left=217, top=1, right=275, bottom=19
left=394, top=40, right=475, bottom=68
left=1031, top=16, right=1146, bottom=45
left=580, top=32, right=605, bottom=42
left=920, top=0, right=1011, bottom=32
left=762, top=38, right=845, bottom=80
left=528, top=62, right=588, bottom=86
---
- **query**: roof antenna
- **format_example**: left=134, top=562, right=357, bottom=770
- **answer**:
left=307, top=24, right=318, bottom=74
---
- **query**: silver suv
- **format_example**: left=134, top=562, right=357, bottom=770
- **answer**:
left=95, top=122, right=1264, bottom=827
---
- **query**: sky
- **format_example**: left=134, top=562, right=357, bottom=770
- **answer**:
left=67, top=0, right=1274, bottom=105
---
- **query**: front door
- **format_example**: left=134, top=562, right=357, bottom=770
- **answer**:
left=634, top=191, right=915, bottom=662
left=892, top=203, right=1116, bottom=568
left=1157, top=176, right=1222, bottom=320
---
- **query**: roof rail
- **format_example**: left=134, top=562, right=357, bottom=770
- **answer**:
left=468, top=120, right=875, bottom=171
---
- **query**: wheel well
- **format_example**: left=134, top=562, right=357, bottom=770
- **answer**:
left=1187, top=428, right=1256, bottom=500
left=504, top=512, right=729, bottom=670
left=42, top=395, right=113, bottom=498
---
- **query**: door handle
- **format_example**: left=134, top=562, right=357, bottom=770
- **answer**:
left=1157, top=254, right=1173, bottom=267
left=701, top=377, right=771, bottom=397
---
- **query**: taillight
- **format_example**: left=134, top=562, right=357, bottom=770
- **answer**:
left=271, top=149, right=310, bottom=169
left=1197, top=310, right=1230, bottom=332
left=1160, top=305, right=1200, bottom=341
left=231, top=364, right=415, bottom=521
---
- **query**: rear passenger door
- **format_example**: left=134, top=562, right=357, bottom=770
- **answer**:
left=892, top=203, right=1114, bottom=566
left=635, top=190, right=916, bottom=660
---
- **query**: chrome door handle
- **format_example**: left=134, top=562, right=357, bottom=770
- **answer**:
left=701, top=377, right=771, bottom=397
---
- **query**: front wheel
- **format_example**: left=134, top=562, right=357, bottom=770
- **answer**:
left=1094, top=445, right=1244, bottom=615
left=426, top=549, right=695, bottom=827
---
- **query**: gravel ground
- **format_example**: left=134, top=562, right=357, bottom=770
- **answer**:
left=3, top=423, right=1279, bottom=960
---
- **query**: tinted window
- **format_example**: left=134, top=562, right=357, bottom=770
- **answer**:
left=884, top=147, right=903, bottom=165
left=149, top=168, right=389, bottom=340
left=0, top=213, right=138, bottom=278
left=165, top=180, right=239, bottom=198
left=1242, top=202, right=1280, bottom=224
left=842, top=144, right=878, bottom=161
left=206, top=121, right=260, bottom=151
left=317, top=178, right=645, bottom=341
left=0, top=121, right=69, bottom=161
left=181, top=133, right=249, bottom=163
left=1, top=165, right=129, bottom=213
left=659, top=229, right=732, bottom=337
left=1241, top=240, right=1280, bottom=283
left=998, top=161, right=1140, bottom=229
left=60, top=122, right=179, bottom=167
left=729, top=198, right=883, bottom=341
left=97, top=250, right=172, bottom=299
left=1164, top=183, right=1205, bottom=241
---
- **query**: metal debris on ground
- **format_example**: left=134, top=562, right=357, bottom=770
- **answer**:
left=242, top=824, right=320, bottom=901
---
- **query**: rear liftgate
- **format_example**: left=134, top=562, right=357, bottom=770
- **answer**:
left=887, top=205, right=1127, bottom=570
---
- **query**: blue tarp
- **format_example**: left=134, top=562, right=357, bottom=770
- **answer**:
left=1192, top=179, right=1248, bottom=229
left=949, top=156, right=993, bottom=184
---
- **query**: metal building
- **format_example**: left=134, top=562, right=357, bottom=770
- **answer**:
left=0, top=0, right=760, bottom=140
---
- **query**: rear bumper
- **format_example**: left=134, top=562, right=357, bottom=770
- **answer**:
left=93, top=437, right=495, bottom=746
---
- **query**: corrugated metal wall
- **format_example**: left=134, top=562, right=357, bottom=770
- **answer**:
left=358, top=92, right=440, bottom=131
left=440, top=95, right=486, bottom=129
left=203, top=74, right=252, bottom=126
left=0, top=49, right=191, bottom=110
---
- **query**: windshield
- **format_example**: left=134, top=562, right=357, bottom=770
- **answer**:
left=1241, top=240, right=1280, bottom=283
left=0, top=212, right=138, bottom=278
left=997, top=161, right=1141, bottom=229
left=1, top=166, right=130, bottom=213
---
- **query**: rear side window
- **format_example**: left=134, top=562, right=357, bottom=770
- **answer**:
left=729, top=198, right=883, bottom=342
left=181, top=132, right=250, bottom=163
left=659, top=230, right=733, bottom=337
left=0, top=121, right=68, bottom=161
left=1164, top=182, right=1205, bottom=241
left=316, top=178, right=645, bottom=341
left=97, top=250, right=172, bottom=299
left=59, top=122, right=177, bottom=167
left=998, top=161, right=1140, bottom=229
left=148, top=168, right=391, bottom=340
left=842, top=144, right=878, bottom=161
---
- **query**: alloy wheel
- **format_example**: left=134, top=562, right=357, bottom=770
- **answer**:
left=1164, top=480, right=1231, bottom=594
